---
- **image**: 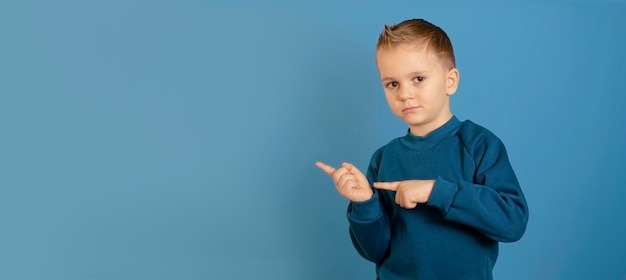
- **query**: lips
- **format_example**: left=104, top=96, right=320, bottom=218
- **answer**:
left=402, top=106, right=419, bottom=113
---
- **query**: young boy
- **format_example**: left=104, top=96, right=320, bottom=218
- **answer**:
left=315, top=18, right=529, bottom=280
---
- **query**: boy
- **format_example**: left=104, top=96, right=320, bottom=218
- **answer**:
left=315, top=18, right=529, bottom=280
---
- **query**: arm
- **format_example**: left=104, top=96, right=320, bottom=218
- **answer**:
left=315, top=149, right=391, bottom=264
left=347, top=190, right=391, bottom=264
left=346, top=149, right=391, bottom=264
left=427, top=134, right=529, bottom=242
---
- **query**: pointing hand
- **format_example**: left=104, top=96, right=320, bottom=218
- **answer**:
left=373, top=180, right=435, bottom=209
left=315, top=161, right=373, bottom=203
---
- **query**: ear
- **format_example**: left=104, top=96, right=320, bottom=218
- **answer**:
left=446, top=68, right=460, bottom=96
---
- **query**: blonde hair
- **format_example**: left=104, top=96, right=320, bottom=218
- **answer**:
left=377, top=19, right=456, bottom=69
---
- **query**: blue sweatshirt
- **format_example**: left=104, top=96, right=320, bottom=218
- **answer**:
left=347, top=116, right=529, bottom=280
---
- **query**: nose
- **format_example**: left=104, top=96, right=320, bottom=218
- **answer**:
left=399, top=87, right=413, bottom=101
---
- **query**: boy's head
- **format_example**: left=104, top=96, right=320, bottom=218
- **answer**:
left=377, top=18, right=456, bottom=70
left=375, top=19, right=460, bottom=136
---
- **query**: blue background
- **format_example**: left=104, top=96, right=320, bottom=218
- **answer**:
left=1, top=1, right=625, bottom=279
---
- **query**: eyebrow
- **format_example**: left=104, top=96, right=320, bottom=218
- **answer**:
left=381, top=71, right=430, bottom=82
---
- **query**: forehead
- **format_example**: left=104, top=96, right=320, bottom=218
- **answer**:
left=375, top=44, right=444, bottom=75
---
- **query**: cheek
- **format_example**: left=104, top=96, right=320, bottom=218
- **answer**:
left=384, top=93, right=403, bottom=108
left=384, top=91, right=397, bottom=102
left=423, top=83, right=447, bottom=101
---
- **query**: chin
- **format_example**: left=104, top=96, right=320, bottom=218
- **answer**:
left=403, top=116, right=428, bottom=126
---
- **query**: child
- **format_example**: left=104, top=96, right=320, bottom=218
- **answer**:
left=315, top=18, right=529, bottom=280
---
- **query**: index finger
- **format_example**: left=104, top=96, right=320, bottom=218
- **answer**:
left=315, top=161, right=336, bottom=176
left=373, top=181, right=399, bottom=191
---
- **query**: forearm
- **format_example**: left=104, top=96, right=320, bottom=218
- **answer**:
left=428, top=176, right=529, bottom=242
left=346, top=191, right=391, bottom=263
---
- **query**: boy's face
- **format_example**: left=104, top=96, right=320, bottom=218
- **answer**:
left=375, top=43, right=459, bottom=136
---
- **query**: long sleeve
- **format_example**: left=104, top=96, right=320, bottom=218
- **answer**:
left=348, top=117, right=527, bottom=279
left=346, top=149, right=391, bottom=264
left=427, top=131, right=529, bottom=242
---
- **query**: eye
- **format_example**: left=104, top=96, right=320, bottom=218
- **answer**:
left=385, top=81, right=399, bottom=89
left=414, top=76, right=425, bottom=83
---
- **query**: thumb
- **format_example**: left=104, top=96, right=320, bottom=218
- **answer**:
left=341, top=162, right=363, bottom=176
left=342, top=162, right=370, bottom=187
left=373, top=181, right=400, bottom=191
left=342, top=162, right=359, bottom=171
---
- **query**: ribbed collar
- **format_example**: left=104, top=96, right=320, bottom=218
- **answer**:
left=400, top=116, right=462, bottom=151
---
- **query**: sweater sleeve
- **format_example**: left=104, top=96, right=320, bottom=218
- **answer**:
left=427, top=131, right=529, bottom=242
left=346, top=148, right=391, bottom=264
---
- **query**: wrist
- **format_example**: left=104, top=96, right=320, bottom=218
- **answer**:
left=349, top=191, right=380, bottom=221
left=425, top=180, right=435, bottom=201
left=352, top=189, right=374, bottom=203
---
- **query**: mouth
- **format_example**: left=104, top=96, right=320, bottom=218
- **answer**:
left=402, top=106, right=419, bottom=113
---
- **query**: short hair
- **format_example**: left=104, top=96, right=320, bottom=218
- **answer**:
left=376, top=18, right=456, bottom=69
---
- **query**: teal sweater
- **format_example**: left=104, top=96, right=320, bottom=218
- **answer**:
left=347, top=116, right=529, bottom=280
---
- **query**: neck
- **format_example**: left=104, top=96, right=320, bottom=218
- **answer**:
left=409, top=112, right=453, bottom=137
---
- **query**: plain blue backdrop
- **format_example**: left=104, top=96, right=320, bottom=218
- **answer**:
left=1, top=1, right=625, bottom=279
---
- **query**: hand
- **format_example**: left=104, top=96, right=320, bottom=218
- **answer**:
left=315, top=161, right=373, bottom=203
left=373, top=180, right=435, bottom=209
